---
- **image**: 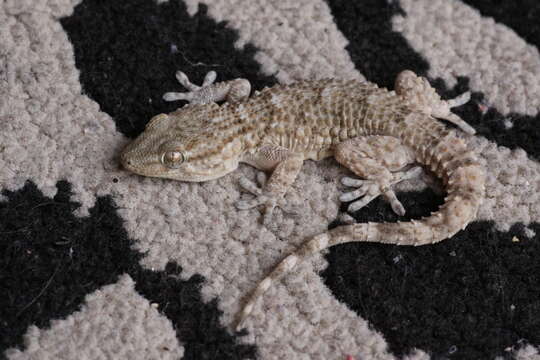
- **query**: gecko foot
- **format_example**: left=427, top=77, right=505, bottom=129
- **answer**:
left=395, top=70, right=476, bottom=134
left=340, top=166, right=422, bottom=216
left=340, top=178, right=406, bottom=216
left=162, top=70, right=217, bottom=104
left=163, top=70, right=251, bottom=104
left=235, top=176, right=300, bottom=226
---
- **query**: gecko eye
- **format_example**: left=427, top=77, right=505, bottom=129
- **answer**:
left=161, top=150, right=185, bottom=168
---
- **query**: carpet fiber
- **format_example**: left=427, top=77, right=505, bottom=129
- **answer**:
left=1, top=0, right=540, bottom=359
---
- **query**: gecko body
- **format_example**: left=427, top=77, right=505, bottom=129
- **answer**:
left=120, top=70, right=485, bottom=330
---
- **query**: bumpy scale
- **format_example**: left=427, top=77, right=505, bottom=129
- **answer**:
left=121, top=70, right=485, bottom=331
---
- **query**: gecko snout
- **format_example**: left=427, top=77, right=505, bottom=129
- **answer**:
left=122, top=158, right=133, bottom=167
left=120, top=147, right=137, bottom=171
left=119, top=142, right=163, bottom=176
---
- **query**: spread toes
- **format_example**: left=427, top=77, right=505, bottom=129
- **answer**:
left=340, top=177, right=406, bottom=216
left=236, top=175, right=299, bottom=226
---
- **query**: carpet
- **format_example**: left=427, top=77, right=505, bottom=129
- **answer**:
left=1, top=0, right=540, bottom=359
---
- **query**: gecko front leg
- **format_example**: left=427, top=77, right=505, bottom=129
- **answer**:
left=163, top=70, right=251, bottom=104
left=237, top=145, right=304, bottom=225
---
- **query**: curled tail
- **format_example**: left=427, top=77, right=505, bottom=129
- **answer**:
left=236, top=134, right=485, bottom=331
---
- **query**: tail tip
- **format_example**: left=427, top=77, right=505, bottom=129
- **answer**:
left=235, top=320, right=246, bottom=332
left=234, top=302, right=254, bottom=332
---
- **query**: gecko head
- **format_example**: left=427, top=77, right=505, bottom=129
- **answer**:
left=121, top=112, right=241, bottom=182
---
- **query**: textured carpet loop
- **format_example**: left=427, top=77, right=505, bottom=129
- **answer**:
left=1, top=0, right=540, bottom=359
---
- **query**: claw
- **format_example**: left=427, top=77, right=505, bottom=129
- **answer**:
left=235, top=193, right=283, bottom=226
left=447, top=91, right=471, bottom=108
left=341, top=176, right=364, bottom=187
left=383, top=190, right=406, bottom=216
left=202, top=70, right=217, bottom=86
left=239, top=177, right=263, bottom=196
left=164, top=70, right=220, bottom=104
left=347, top=194, right=378, bottom=212
left=340, top=178, right=380, bottom=212
left=339, top=187, right=369, bottom=202
left=279, top=202, right=303, bottom=217
left=262, top=200, right=277, bottom=226
left=235, top=196, right=267, bottom=210
left=340, top=172, right=414, bottom=216
left=163, top=92, right=192, bottom=102
left=338, top=213, right=356, bottom=224
left=175, top=71, right=199, bottom=91
left=236, top=174, right=297, bottom=225
left=256, top=172, right=268, bottom=187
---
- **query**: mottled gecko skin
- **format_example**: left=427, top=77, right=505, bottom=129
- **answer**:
left=120, top=70, right=485, bottom=331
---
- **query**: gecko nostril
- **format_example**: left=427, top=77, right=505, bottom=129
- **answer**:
left=121, top=154, right=132, bottom=168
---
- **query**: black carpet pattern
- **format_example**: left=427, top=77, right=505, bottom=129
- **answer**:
left=324, top=0, right=430, bottom=89
left=326, top=189, right=540, bottom=359
left=0, top=181, right=256, bottom=360
left=2, top=0, right=540, bottom=359
left=60, top=0, right=276, bottom=139
left=437, top=77, right=540, bottom=161
left=326, top=0, right=540, bottom=160
left=324, top=1, right=540, bottom=358
left=461, top=0, right=540, bottom=50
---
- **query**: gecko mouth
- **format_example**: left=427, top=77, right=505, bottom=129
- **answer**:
left=121, top=158, right=138, bottom=172
left=121, top=160, right=167, bottom=178
left=120, top=148, right=158, bottom=176
left=119, top=148, right=138, bottom=172
left=120, top=158, right=145, bottom=175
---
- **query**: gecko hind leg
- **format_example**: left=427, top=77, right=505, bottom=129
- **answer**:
left=341, top=166, right=422, bottom=213
left=163, top=70, right=251, bottom=104
left=395, top=70, right=475, bottom=134
left=335, top=136, right=417, bottom=216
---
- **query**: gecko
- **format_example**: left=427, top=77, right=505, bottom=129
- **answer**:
left=120, top=70, right=485, bottom=331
